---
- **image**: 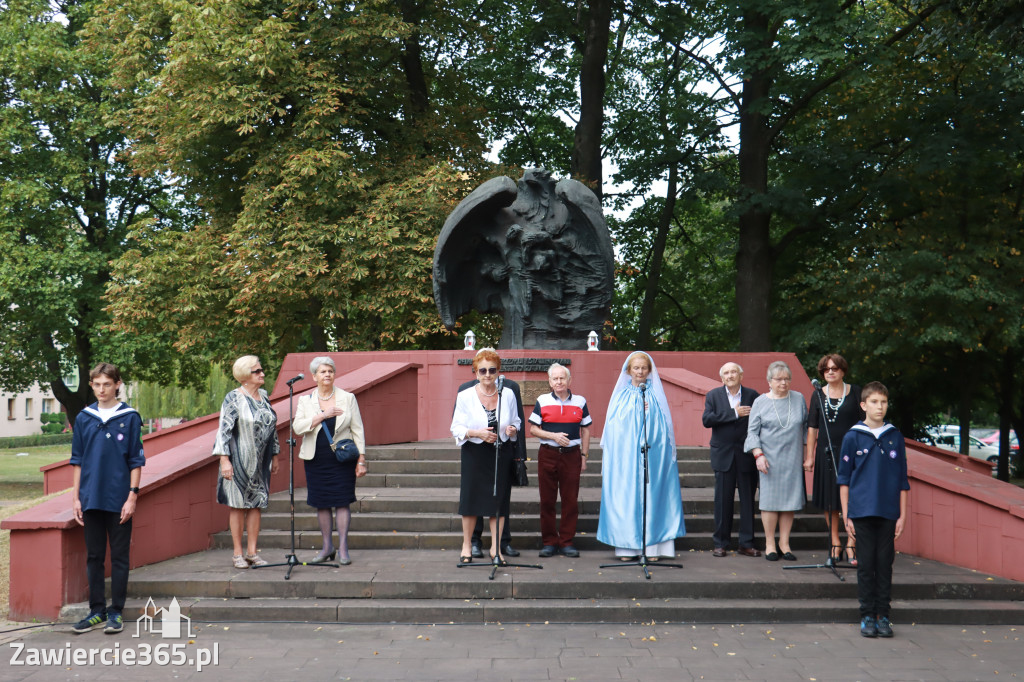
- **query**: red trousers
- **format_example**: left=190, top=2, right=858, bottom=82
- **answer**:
left=538, top=444, right=583, bottom=546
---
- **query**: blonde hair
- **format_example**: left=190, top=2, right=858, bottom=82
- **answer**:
left=626, top=351, right=651, bottom=371
left=232, top=355, right=261, bottom=383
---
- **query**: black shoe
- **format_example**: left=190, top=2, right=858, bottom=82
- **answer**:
left=559, top=545, right=580, bottom=558
left=860, top=616, right=878, bottom=638
left=539, top=545, right=557, bottom=557
left=501, top=544, right=520, bottom=557
left=875, top=616, right=893, bottom=638
left=470, top=543, right=484, bottom=559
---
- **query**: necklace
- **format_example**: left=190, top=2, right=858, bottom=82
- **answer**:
left=477, top=384, right=497, bottom=398
left=771, top=393, right=792, bottom=429
left=241, top=385, right=261, bottom=401
left=824, top=382, right=846, bottom=424
left=317, top=386, right=336, bottom=401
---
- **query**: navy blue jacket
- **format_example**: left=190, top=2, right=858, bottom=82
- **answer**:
left=836, top=422, right=910, bottom=520
left=702, top=385, right=759, bottom=473
left=70, top=402, right=146, bottom=512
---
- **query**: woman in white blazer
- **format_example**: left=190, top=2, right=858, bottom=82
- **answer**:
left=450, top=348, right=520, bottom=566
left=293, top=356, right=366, bottom=564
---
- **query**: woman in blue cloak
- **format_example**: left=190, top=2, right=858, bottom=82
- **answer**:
left=597, top=351, right=686, bottom=559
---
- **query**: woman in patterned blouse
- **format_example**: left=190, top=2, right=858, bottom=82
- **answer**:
left=213, top=355, right=280, bottom=569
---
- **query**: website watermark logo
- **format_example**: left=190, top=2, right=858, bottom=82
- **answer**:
left=135, top=597, right=197, bottom=639
left=9, top=597, right=219, bottom=672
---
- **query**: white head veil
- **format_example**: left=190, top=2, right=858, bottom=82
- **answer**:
left=601, top=351, right=676, bottom=452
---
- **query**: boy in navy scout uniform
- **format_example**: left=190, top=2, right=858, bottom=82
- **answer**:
left=70, top=363, right=145, bottom=634
left=837, top=381, right=909, bottom=639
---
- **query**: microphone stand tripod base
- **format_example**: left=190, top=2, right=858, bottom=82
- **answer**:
left=600, top=555, right=683, bottom=580
left=253, top=553, right=340, bottom=580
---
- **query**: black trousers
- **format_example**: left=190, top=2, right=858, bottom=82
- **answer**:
left=712, top=464, right=758, bottom=549
left=83, top=509, right=133, bottom=615
left=851, top=516, right=897, bottom=618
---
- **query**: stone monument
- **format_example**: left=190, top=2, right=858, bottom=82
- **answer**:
left=432, top=168, right=614, bottom=350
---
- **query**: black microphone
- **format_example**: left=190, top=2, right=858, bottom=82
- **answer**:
left=496, top=374, right=505, bottom=393
left=286, top=373, right=304, bottom=386
left=811, top=378, right=822, bottom=389
left=639, top=383, right=647, bottom=393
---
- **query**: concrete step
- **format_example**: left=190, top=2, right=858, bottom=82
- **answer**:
left=353, top=472, right=717, bottom=488
left=362, top=444, right=712, bottom=463
left=270, top=487, right=727, bottom=515
left=254, top=511, right=831, bottom=535
left=110, top=549, right=1024, bottom=626
left=109, top=596, right=1024, bottom=626
left=212, top=529, right=859, bottom=552
left=365, top=459, right=714, bottom=476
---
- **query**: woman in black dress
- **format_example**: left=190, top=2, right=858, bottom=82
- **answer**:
left=803, top=354, right=863, bottom=564
left=450, top=348, right=521, bottom=566
left=293, top=356, right=367, bottom=564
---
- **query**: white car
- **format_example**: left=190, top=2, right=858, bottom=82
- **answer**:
left=923, top=428, right=1000, bottom=464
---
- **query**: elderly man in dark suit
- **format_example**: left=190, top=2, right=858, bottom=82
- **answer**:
left=702, top=362, right=761, bottom=557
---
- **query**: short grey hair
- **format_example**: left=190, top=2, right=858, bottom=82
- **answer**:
left=766, top=360, right=792, bottom=382
left=719, top=362, right=743, bottom=378
left=309, top=356, right=336, bottom=376
left=547, top=362, right=571, bottom=380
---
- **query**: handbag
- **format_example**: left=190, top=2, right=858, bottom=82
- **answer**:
left=333, top=437, right=360, bottom=464
left=510, top=455, right=529, bottom=487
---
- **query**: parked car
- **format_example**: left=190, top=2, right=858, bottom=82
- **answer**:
left=922, top=428, right=1000, bottom=464
left=979, top=430, right=1019, bottom=451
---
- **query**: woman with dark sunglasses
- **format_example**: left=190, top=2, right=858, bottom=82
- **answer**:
left=213, top=355, right=280, bottom=569
left=803, top=353, right=864, bottom=565
left=450, top=348, right=521, bottom=565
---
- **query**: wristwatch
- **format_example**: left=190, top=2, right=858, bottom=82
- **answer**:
left=129, top=487, right=140, bottom=494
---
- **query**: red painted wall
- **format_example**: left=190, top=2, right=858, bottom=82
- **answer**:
left=6, top=351, right=1021, bottom=621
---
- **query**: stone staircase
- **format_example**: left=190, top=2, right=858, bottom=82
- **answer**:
left=101, top=441, right=1024, bottom=625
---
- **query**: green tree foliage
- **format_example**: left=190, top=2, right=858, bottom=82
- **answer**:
left=776, top=12, right=1024, bottom=459
left=99, top=0, right=493, bottom=365
left=131, top=364, right=236, bottom=420
left=0, top=0, right=188, bottom=422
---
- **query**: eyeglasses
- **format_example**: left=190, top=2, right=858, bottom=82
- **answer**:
left=477, top=367, right=498, bottom=375
left=770, top=376, right=791, bottom=382
left=824, top=366, right=841, bottom=373
left=251, top=368, right=265, bottom=374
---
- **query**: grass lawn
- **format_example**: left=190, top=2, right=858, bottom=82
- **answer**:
left=0, top=445, right=72, bottom=621
left=0, top=445, right=71, bottom=500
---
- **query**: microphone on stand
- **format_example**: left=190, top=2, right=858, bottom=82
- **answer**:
left=639, top=383, right=647, bottom=393
left=286, top=373, right=305, bottom=386
left=496, top=374, right=505, bottom=394
left=811, top=378, right=822, bottom=389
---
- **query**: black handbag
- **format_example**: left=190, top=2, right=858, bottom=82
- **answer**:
left=511, top=456, right=529, bottom=487
left=332, top=436, right=360, bottom=464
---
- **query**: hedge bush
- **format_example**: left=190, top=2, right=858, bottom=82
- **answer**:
left=0, top=432, right=74, bottom=449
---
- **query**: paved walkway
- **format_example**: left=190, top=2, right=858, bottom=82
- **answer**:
left=1, top=619, right=1021, bottom=681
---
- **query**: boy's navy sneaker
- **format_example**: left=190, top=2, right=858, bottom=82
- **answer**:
left=875, top=616, right=893, bottom=638
left=72, top=611, right=107, bottom=634
left=859, top=615, right=877, bottom=638
left=104, top=612, right=123, bottom=634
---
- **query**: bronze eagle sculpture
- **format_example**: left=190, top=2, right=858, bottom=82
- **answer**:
left=433, top=168, right=614, bottom=350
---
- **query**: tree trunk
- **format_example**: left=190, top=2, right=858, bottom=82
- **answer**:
left=637, top=166, right=678, bottom=349
left=735, top=10, right=776, bottom=352
left=571, top=0, right=611, bottom=198
left=309, top=297, right=327, bottom=352
left=998, top=350, right=1016, bottom=481
left=398, top=0, right=429, bottom=119
left=956, top=351, right=974, bottom=457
